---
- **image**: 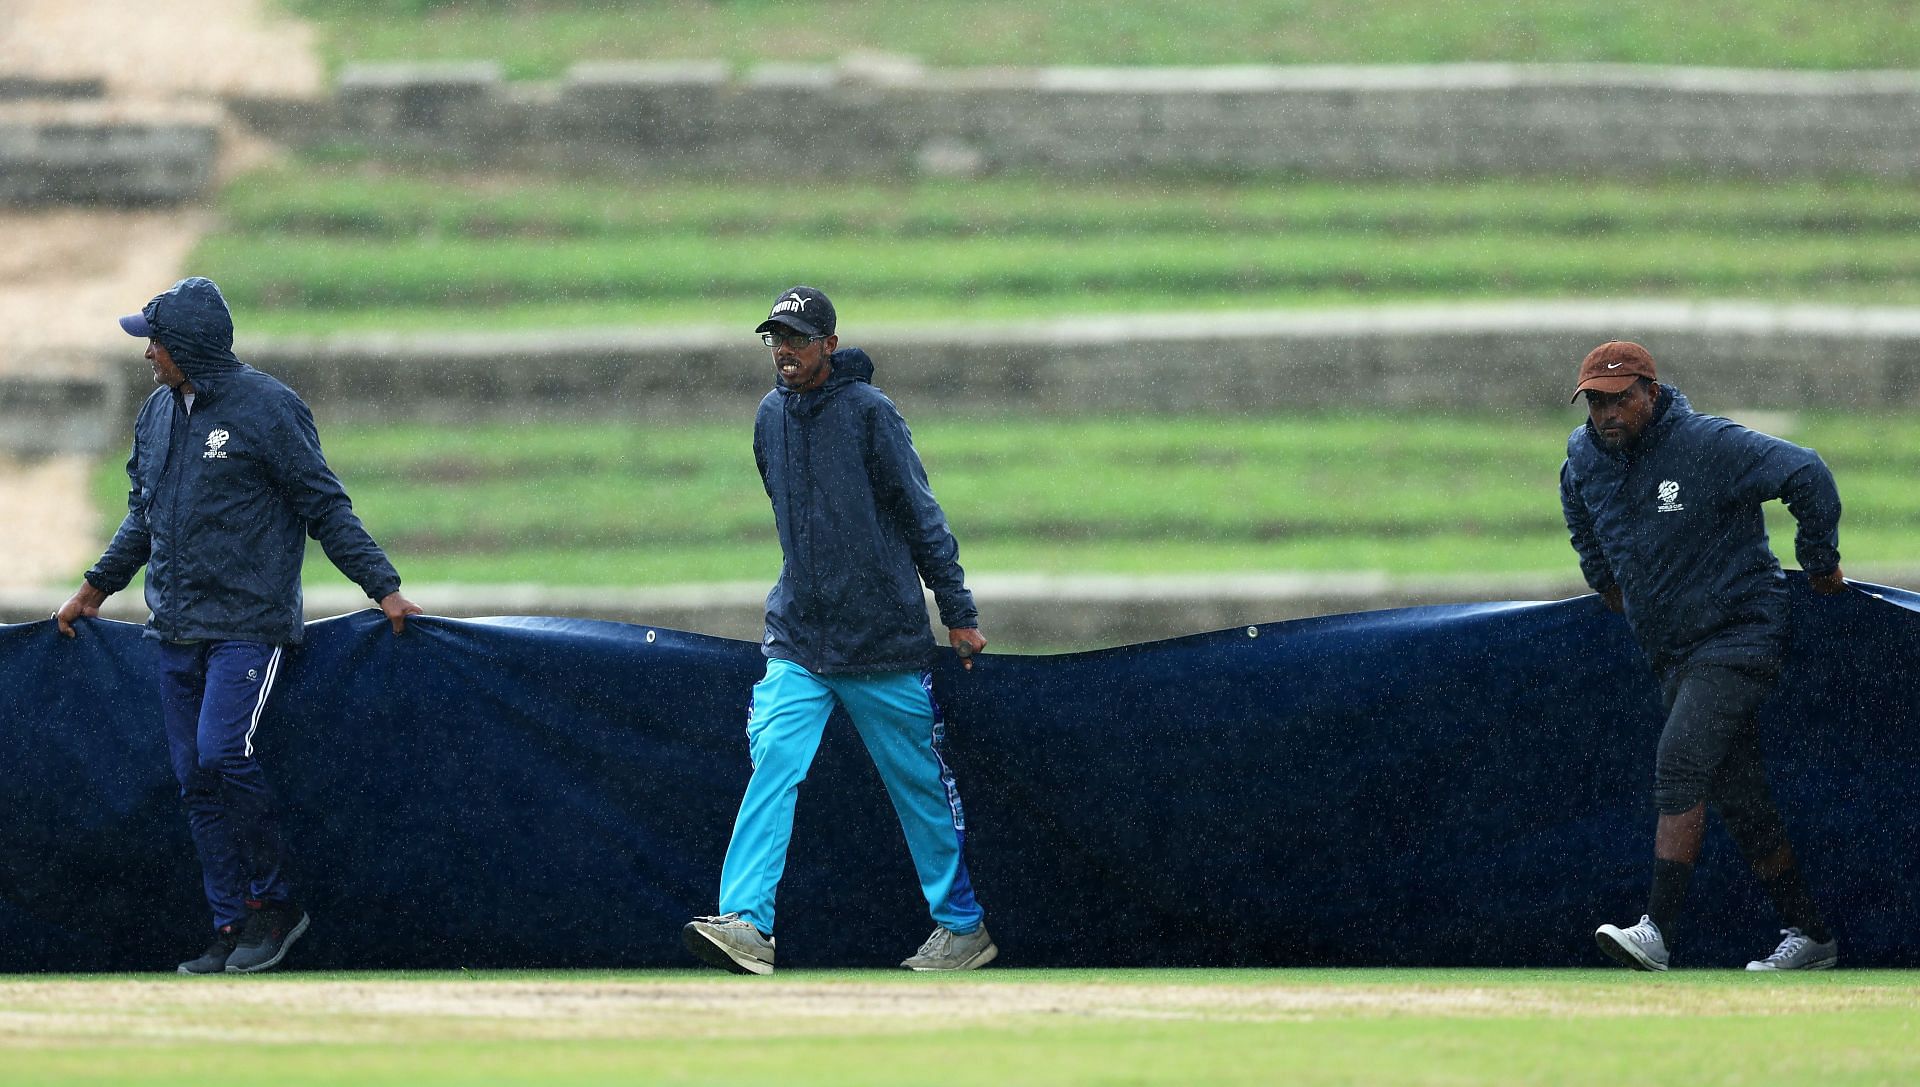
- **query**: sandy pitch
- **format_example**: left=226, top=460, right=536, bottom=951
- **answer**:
left=0, top=453, right=99, bottom=589
left=0, top=0, right=321, bottom=101
left=0, top=0, right=317, bottom=585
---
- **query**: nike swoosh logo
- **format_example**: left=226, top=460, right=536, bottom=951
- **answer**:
left=1606, top=362, right=1624, bottom=369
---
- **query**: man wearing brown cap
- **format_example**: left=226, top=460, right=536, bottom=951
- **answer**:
left=1559, top=340, right=1847, bottom=971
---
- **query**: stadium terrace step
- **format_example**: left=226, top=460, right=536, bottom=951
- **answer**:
left=235, top=61, right=1920, bottom=181
left=0, top=75, right=105, bottom=101
left=224, top=302, right=1920, bottom=418
left=0, top=373, right=118, bottom=454
left=0, top=100, right=219, bottom=206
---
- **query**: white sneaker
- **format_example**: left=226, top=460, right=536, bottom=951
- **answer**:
left=1595, top=914, right=1670, bottom=971
left=1746, top=928, right=1837, bottom=971
left=901, top=924, right=998, bottom=971
left=682, top=912, right=775, bottom=975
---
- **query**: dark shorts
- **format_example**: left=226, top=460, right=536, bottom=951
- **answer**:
left=1650, top=661, right=1789, bottom=855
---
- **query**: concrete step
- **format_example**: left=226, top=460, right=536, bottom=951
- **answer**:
left=0, top=372, right=118, bottom=454
left=241, top=60, right=1920, bottom=181
left=0, top=100, right=219, bottom=206
left=0, top=75, right=105, bottom=101
left=227, top=301, right=1920, bottom=419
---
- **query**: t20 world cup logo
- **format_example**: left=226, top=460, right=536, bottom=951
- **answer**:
left=1656, top=479, right=1684, bottom=512
left=204, top=429, right=230, bottom=459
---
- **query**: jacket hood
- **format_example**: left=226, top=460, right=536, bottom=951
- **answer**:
left=141, top=277, right=242, bottom=381
left=777, top=347, right=873, bottom=413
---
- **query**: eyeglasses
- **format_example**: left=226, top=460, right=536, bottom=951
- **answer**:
left=761, top=331, right=825, bottom=350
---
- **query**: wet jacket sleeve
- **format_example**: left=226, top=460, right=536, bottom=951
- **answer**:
left=85, top=445, right=150, bottom=594
left=753, top=416, right=772, bottom=497
left=866, top=400, right=978, bottom=630
left=1720, top=423, right=1842, bottom=576
left=1560, top=458, right=1615, bottom=593
left=267, top=398, right=402, bottom=600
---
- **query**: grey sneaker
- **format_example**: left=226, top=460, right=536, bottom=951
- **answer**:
left=1595, top=914, right=1670, bottom=971
left=901, top=924, right=998, bottom=971
left=224, top=900, right=310, bottom=974
left=177, top=923, right=239, bottom=975
left=683, top=913, right=775, bottom=975
left=1746, top=928, right=1838, bottom=971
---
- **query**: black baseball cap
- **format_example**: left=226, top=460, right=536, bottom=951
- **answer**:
left=755, top=286, right=836, bottom=338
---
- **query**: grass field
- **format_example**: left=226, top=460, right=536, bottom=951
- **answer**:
left=197, top=168, right=1920, bottom=335
left=284, top=0, right=1920, bottom=77
left=5, top=968, right=1918, bottom=1084
left=89, top=412, right=1920, bottom=590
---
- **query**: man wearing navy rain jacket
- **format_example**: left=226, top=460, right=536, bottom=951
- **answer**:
left=56, top=277, right=420, bottom=975
left=1559, top=340, right=1844, bottom=972
left=682, top=286, right=995, bottom=974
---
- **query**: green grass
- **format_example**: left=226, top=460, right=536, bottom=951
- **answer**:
left=220, top=170, right=1920, bottom=239
left=89, top=413, right=1920, bottom=591
left=195, top=168, right=1920, bottom=335
left=6, top=968, right=1919, bottom=1085
left=282, top=1, right=1920, bottom=78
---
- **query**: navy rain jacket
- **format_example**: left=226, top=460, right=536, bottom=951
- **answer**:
left=1560, top=384, right=1841, bottom=668
left=754, top=347, right=977, bottom=674
left=85, top=278, right=401, bottom=645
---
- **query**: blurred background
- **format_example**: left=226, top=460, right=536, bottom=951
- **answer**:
left=4, top=0, right=1920, bottom=648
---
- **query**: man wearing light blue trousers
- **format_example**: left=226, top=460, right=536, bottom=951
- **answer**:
left=683, top=286, right=996, bottom=974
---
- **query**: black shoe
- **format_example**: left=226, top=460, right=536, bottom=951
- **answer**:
left=225, top=899, right=310, bottom=974
left=177, top=923, right=239, bottom=975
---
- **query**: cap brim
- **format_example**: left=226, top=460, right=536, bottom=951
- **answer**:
left=1571, top=375, right=1640, bottom=402
left=117, top=312, right=152, bottom=338
left=755, top=314, right=825, bottom=337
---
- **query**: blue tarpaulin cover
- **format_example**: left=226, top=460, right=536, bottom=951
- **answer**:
left=2, top=575, right=1915, bottom=970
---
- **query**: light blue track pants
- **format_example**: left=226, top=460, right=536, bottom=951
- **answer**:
left=717, top=658, right=985, bottom=937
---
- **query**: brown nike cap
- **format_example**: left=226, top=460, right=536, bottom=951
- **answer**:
left=1571, top=340, right=1657, bottom=403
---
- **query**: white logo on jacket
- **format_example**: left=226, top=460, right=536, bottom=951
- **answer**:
left=1656, top=479, right=1685, bottom=513
left=204, top=429, right=230, bottom=459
